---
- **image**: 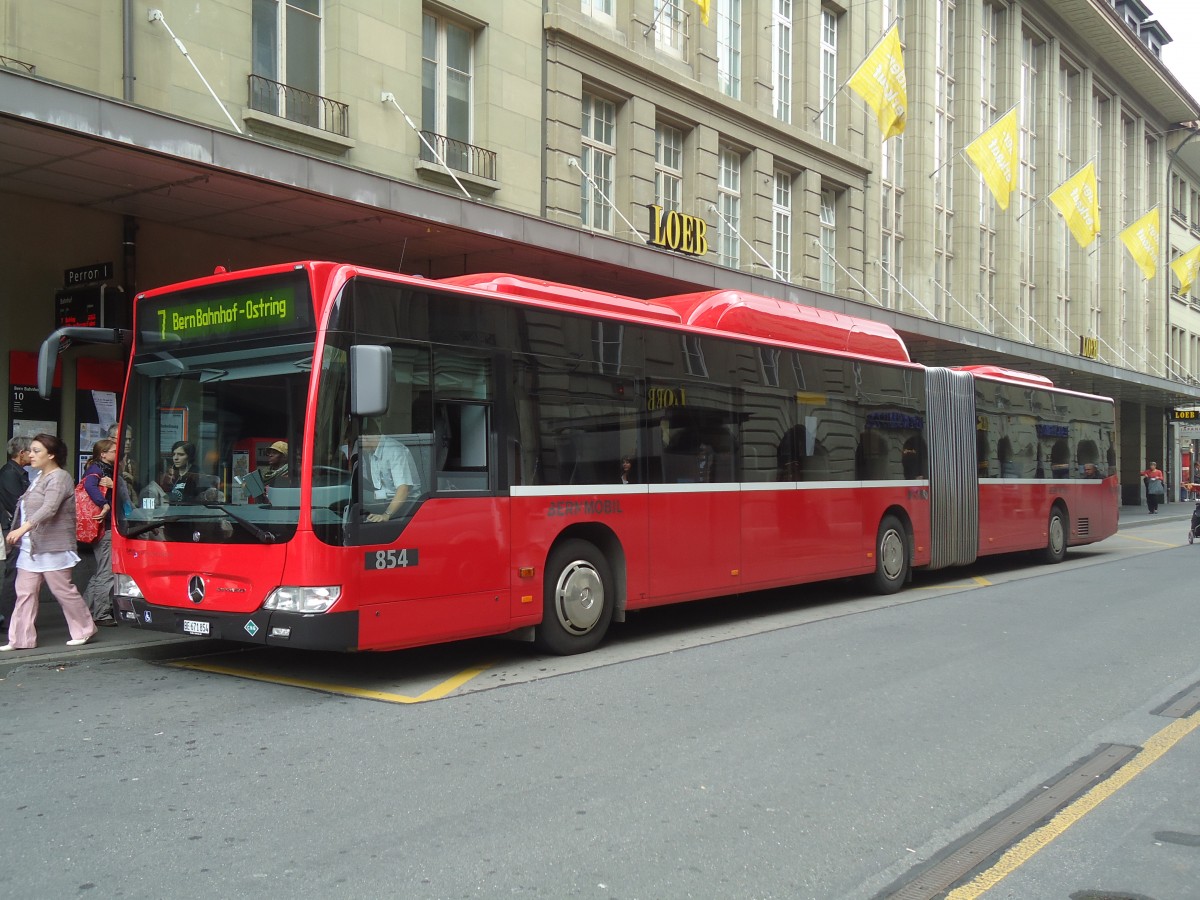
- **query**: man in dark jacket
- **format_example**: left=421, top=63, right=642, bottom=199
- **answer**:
left=0, top=436, right=32, bottom=628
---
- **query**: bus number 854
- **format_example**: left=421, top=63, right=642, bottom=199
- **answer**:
left=365, top=549, right=419, bottom=570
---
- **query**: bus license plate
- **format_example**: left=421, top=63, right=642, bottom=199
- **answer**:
left=182, top=619, right=210, bottom=636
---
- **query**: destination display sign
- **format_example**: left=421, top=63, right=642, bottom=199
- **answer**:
left=137, top=274, right=313, bottom=347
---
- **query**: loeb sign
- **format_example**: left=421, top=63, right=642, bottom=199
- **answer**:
left=648, top=204, right=709, bottom=257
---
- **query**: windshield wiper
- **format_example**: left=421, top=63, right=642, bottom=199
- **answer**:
left=123, top=515, right=190, bottom=539
left=203, top=503, right=277, bottom=543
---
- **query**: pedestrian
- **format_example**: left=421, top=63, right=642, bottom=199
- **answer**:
left=0, top=436, right=32, bottom=630
left=81, top=438, right=118, bottom=627
left=2, top=433, right=98, bottom=651
left=1140, top=461, right=1166, bottom=514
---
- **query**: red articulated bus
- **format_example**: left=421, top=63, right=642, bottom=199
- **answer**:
left=43, top=261, right=1118, bottom=654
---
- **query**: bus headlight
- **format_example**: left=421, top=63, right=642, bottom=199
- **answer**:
left=114, top=573, right=145, bottom=599
left=262, top=586, right=342, bottom=613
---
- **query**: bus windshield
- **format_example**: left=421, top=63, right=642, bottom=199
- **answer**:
left=118, top=272, right=316, bottom=544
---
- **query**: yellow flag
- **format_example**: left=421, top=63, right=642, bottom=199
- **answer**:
left=1171, top=245, right=1200, bottom=295
left=691, top=0, right=710, bottom=26
left=847, top=25, right=907, bottom=141
left=1118, top=207, right=1160, bottom=280
left=965, top=108, right=1019, bottom=210
left=1049, top=162, right=1100, bottom=248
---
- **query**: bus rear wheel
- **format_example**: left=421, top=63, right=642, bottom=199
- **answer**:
left=535, top=539, right=613, bottom=655
left=1041, top=506, right=1068, bottom=564
left=870, top=514, right=909, bottom=594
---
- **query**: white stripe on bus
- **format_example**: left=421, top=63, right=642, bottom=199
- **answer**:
left=510, top=480, right=931, bottom=497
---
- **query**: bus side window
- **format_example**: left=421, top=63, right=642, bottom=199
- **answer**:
left=1050, top=438, right=1071, bottom=479
left=855, top=430, right=889, bottom=480
left=435, top=402, right=491, bottom=492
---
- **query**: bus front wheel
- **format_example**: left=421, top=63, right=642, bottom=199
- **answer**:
left=870, top=514, right=909, bottom=594
left=1041, top=506, right=1068, bottom=564
left=535, top=539, right=614, bottom=655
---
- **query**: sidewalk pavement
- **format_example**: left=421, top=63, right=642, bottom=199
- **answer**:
left=0, top=502, right=1194, bottom=672
left=0, top=548, right=211, bottom=672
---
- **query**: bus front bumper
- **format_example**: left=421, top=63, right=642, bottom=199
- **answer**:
left=118, top=597, right=359, bottom=651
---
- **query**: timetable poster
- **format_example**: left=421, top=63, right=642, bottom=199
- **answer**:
left=9, top=384, right=59, bottom=439
left=8, top=350, right=60, bottom=438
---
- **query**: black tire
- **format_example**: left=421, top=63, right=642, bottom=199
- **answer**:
left=1041, top=505, right=1068, bottom=564
left=870, top=514, right=909, bottom=594
left=535, top=539, right=614, bottom=655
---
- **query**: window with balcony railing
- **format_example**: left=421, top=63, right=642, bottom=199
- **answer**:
left=418, top=131, right=497, bottom=181
left=247, top=74, right=349, bottom=136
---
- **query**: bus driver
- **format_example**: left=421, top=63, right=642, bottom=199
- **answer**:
left=360, top=422, right=421, bottom=522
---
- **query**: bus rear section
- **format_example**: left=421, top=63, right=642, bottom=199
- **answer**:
left=961, top=365, right=1118, bottom=561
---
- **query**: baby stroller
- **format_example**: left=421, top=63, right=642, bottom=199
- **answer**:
left=1190, top=501, right=1200, bottom=544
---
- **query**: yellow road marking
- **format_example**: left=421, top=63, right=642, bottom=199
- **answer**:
left=920, top=577, right=994, bottom=591
left=168, top=659, right=494, bottom=704
left=1120, top=533, right=1182, bottom=547
left=946, top=709, right=1200, bottom=898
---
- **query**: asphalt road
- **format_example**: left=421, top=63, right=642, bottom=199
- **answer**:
left=1, top=518, right=1199, bottom=899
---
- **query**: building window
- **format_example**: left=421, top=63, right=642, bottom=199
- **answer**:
left=773, top=0, right=792, bottom=123
left=682, top=335, right=708, bottom=377
left=654, top=0, right=689, bottom=57
left=979, top=3, right=1001, bottom=333
left=933, top=0, right=955, bottom=322
left=820, top=8, right=838, bottom=143
left=1056, top=62, right=1078, bottom=350
left=582, top=0, right=614, bottom=22
left=717, top=145, right=742, bottom=268
left=1170, top=245, right=1185, bottom=300
left=594, top=322, right=624, bottom=375
left=881, top=133, right=904, bottom=310
left=820, top=189, right=836, bottom=293
left=1090, top=92, right=1107, bottom=341
left=422, top=12, right=473, bottom=170
left=655, top=123, right=684, bottom=213
left=252, top=0, right=322, bottom=125
left=881, top=0, right=907, bottom=307
left=1018, top=34, right=1042, bottom=342
left=1119, top=116, right=1136, bottom=364
left=718, top=0, right=742, bottom=99
left=581, top=94, right=617, bottom=232
left=773, top=170, right=792, bottom=281
left=760, top=347, right=782, bottom=387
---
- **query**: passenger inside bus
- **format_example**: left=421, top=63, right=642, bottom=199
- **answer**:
left=261, top=441, right=291, bottom=488
left=159, top=441, right=201, bottom=501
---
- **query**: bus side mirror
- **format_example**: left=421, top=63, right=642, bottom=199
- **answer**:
left=350, top=345, right=391, bottom=417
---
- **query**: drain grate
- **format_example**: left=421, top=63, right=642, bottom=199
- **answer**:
left=879, top=744, right=1139, bottom=900
left=1152, top=680, right=1200, bottom=719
